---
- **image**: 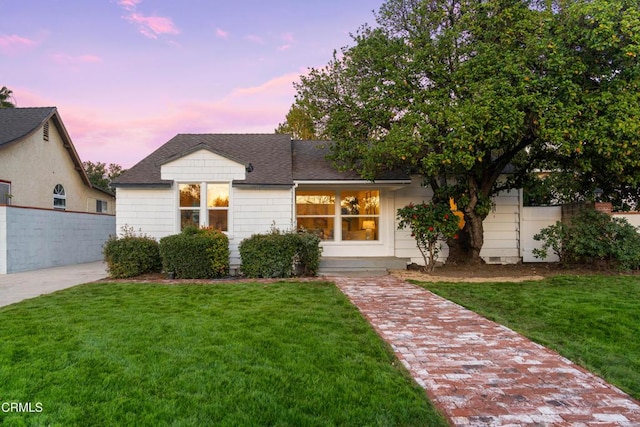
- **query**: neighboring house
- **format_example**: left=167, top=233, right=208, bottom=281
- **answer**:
left=0, top=107, right=116, bottom=273
left=112, top=134, right=524, bottom=270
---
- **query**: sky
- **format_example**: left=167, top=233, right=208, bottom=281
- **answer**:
left=1, top=0, right=383, bottom=168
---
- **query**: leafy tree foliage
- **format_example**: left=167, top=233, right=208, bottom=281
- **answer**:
left=0, top=86, right=16, bottom=108
left=275, top=103, right=320, bottom=140
left=83, top=161, right=124, bottom=194
left=294, top=0, right=640, bottom=263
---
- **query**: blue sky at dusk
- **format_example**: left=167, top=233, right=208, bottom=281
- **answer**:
left=1, top=0, right=383, bottom=167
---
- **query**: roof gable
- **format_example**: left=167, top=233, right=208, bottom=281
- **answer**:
left=113, top=134, right=294, bottom=187
left=0, top=107, right=95, bottom=189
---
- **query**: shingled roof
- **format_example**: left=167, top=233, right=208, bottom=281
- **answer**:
left=114, top=135, right=412, bottom=187
left=0, top=107, right=55, bottom=147
left=292, top=140, right=410, bottom=181
left=113, top=134, right=294, bottom=187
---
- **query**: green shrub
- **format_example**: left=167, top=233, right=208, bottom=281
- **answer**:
left=296, top=231, right=323, bottom=276
left=239, top=228, right=322, bottom=278
left=103, top=227, right=162, bottom=278
left=159, top=227, right=229, bottom=279
left=534, top=209, right=640, bottom=270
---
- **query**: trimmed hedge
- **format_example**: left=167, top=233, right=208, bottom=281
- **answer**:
left=103, top=232, right=162, bottom=279
left=239, top=229, right=322, bottom=278
left=159, top=226, right=229, bottom=279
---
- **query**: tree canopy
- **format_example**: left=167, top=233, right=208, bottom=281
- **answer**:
left=83, top=161, right=124, bottom=194
left=0, top=86, right=16, bottom=108
left=292, top=0, right=640, bottom=263
left=275, top=103, right=320, bottom=140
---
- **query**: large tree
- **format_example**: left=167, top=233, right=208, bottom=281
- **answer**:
left=83, top=161, right=124, bottom=194
left=293, top=0, right=640, bottom=263
left=275, top=103, right=320, bottom=140
left=0, top=86, right=16, bottom=108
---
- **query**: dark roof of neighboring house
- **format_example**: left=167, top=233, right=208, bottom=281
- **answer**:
left=0, top=107, right=99, bottom=190
left=0, top=107, right=55, bottom=147
left=292, top=140, right=410, bottom=181
left=113, top=134, right=294, bottom=187
left=114, top=135, right=412, bottom=187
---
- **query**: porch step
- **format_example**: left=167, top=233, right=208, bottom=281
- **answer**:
left=318, top=257, right=410, bottom=276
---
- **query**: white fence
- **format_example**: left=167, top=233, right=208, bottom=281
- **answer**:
left=520, top=207, right=640, bottom=263
left=0, top=206, right=115, bottom=274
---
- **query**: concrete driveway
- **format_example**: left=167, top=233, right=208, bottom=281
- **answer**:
left=0, top=262, right=108, bottom=308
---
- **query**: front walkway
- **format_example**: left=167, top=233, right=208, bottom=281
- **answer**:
left=333, top=275, right=640, bottom=426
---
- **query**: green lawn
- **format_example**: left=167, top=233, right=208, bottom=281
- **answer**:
left=0, top=281, right=446, bottom=426
left=417, top=275, right=640, bottom=400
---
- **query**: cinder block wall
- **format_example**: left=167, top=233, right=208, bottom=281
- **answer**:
left=1, top=206, right=115, bottom=274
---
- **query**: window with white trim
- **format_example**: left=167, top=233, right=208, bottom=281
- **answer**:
left=179, top=183, right=229, bottom=231
left=53, top=184, right=66, bottom=210
left=296, top=189, right=380, bottom=241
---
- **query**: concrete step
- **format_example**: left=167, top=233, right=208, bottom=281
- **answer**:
left=318, top=257, right=410, bottom=276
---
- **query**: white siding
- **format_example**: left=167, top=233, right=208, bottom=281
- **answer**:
left=393, top=177, right=439, bottom=264
left=393, top=177, right=522, bottom=265
left=481, top=189, right=521, bottom=263
left=521, top=206, right=562, bottom=262
left=161, top=149, right=246, bottom=182
left=230, top=187, right=294, bottom=267
left=115, top=187, right=175, bottom=240
left=116, top=185, right=294, bottom=269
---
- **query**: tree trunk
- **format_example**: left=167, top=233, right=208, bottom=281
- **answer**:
left=445, top=215, right=485, bottom=265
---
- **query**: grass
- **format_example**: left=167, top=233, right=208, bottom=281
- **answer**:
left=416, top=275, right=640, bottom=400
left=0, top=281, right=446, bottom=426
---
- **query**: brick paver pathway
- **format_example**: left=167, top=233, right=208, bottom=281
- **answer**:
left=333, top=275, right=640, bottom=426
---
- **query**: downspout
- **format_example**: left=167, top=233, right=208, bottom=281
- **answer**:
left=292, top=182, right=298, bottom=230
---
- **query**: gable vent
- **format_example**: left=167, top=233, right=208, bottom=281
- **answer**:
left=43, top=121, right=49, bottom=141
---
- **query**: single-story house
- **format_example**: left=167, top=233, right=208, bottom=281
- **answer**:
left=0, top=107, right=116, bottom=273
left=112, top=134, right=526, bottom=272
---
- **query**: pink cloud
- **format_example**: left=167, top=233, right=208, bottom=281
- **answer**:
left=0, top=34, right=37, bottom=55
left=281, top=32, right=295, bottom=43
left=117, top=0, right=142, bottom=11
left=277, top=44, right=292, bottom=52
left=126, top=13, right=180, bottom=39
left=216, top=28, right=229, bottom=39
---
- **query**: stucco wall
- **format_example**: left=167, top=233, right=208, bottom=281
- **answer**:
left=0, top=119, right=114, bottom=214
left=0, top=206, right=115, bottom=274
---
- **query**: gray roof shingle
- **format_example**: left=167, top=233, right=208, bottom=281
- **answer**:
left=113, top=134, right=294, bottom=187
left=292, top=140, right=410, bottom=181
left=0, top=107, right=55, bottom=147
left=114, top=135, right=411, bottom=187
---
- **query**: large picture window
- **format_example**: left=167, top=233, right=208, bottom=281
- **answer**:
left=179, top=183, right=229, bottom=231
left=296, top=189, right=380, bottom=241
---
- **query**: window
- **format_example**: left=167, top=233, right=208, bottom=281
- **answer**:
left=296, top=189, right=380, bottom=241
left=96, top=200, right=108, bottom=213
left=296, top=191, right=335, bottom=240
left=0, top=181, right=10, bottom=205
left=340, top=190, right=379, bottom=241
left=207, top=183, right=229, bottom=231
left=53, top=184, right=66, bottom=210
left=179, top=183, right=229, bottom=231
left=179, top=183, right=201, bottom=229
